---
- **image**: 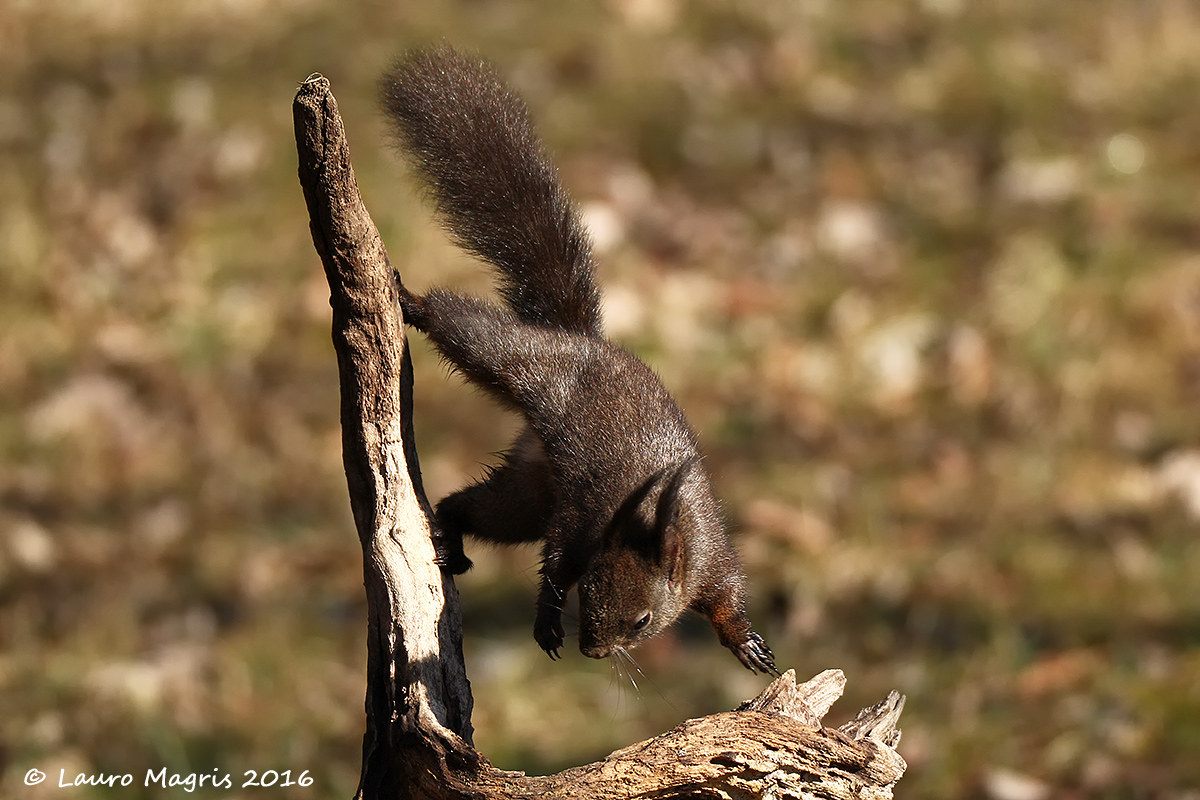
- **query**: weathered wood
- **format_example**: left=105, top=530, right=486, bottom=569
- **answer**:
left=294, top=72, right=907, bottom=800
left=294, top=73, right=473, bottom=799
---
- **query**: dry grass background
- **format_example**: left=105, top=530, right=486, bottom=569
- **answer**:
left=3, top=1, right=1200, bottom=797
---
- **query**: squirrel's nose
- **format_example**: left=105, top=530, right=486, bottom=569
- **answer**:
left=581, top=643, right=611, bottom=659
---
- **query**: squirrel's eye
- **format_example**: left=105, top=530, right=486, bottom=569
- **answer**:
left=633, top=611, right=652, bottom=631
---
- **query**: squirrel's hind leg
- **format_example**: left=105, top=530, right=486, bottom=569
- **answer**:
left=396, top=286, right=589, bottom=416
left=435, top=428, right=556, bottom=568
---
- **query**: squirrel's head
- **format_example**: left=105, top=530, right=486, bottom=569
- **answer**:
left=576, top=458, right=698, bottom=660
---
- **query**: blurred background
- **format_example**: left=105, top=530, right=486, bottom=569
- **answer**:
left=3, top=0, right=1200, bottom=797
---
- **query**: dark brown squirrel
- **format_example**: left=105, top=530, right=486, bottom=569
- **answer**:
left=379, top=46, right=778, bottom=675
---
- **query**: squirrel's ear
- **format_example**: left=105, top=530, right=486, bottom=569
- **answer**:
left=603, top=458, right=695, bottom=556
left=654, top=457, right=695, bottom=584
left=653, top=457, right=694, bottom=534
left=604, top=468, right=662, bottom=548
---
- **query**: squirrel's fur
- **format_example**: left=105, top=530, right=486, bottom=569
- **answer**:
left=379, top=46, right=777, bottom=674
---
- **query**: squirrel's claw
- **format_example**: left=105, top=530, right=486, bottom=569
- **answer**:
left=735, top=631, right=780, bottom=676
left=533, top=613, right=565, bottom=661
left=430, top=527, right=473, bottom=574
left=432, top=546, right=473, bottom=575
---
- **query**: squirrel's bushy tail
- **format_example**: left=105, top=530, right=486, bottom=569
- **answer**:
left=380, top=46, right=602, bottom=336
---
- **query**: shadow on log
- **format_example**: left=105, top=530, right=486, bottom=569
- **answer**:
left=294, top=72, right=907, bottom=800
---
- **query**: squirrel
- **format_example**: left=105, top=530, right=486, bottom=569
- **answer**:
left=379, top=46, right=778, bottom=675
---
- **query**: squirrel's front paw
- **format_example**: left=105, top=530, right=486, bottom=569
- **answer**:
left=533, top=614, right=565, bottom=661
left=734, top=631, right=780, bottom=676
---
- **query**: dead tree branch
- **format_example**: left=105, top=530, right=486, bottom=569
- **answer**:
left=294, top=73, right=907, bottom=800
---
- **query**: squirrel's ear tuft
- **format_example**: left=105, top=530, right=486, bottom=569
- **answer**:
left=655, top=457, right=695, bottom=583
left=653, top=456, right=695, bottom=535
left=604, top=469, right=661, bottom=548
left=603, top=458, right=696, bottom=567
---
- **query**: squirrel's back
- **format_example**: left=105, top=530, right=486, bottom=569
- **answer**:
left=380, top=47, right=602, bottom=336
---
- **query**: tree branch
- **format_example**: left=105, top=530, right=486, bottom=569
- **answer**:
left=294, top=73, right=906, bottom=800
